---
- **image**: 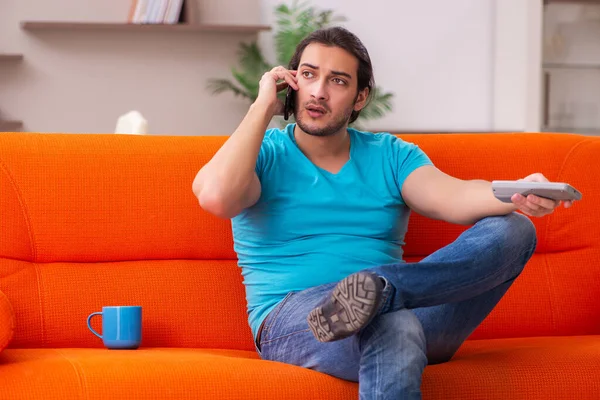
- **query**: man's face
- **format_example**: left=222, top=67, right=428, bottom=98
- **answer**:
left=294, top=43, right=367, bottom=137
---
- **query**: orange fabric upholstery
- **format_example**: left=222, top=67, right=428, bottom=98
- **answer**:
left=0, top=133, right=235, bottom=263
left=0, top=290, right=14, bottom=352
left=0, top=131, right=599, bottom=399
left=422, top=335, right=600, bottom=399
left=0, top=259, right=252, bottom=350
left=0, top=348, right=356, bottom=399
left=0, top=337, right=597, bottom=399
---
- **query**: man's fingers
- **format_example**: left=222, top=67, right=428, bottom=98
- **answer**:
left=269, top=67, right=298, bottom=90
left=270, top=65, right=286, bottom=73
left=525, top=194, right=556, bottom=210
left=279, top=73, right=298, bottom=91
left=522, top=201, right=542, bottom=213
left=513, top=194, right=545, bottom=216
left=270, top=66, right=296, bottom=75
left=258, top=67, right=297, bottom=107
left=276, top=81, right=289, bottom=92
left=520, top=204, right=540, bottom=216
left=513, top=193, right=539, bottom=209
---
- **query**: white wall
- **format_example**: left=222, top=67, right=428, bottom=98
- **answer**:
left=0, top=0, right=541, bottom=134
left=493, top=0, right=542, bottom=132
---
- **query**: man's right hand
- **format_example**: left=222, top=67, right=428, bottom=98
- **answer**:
left=256, top=66, right=299, bottom=117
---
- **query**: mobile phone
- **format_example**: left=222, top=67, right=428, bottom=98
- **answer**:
left=491, top=180, right=582, bottom=203
left=284, top=85, right=295, bottom=121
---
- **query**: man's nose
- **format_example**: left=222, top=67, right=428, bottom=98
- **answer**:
left=310, top=78, right=328, bottom=101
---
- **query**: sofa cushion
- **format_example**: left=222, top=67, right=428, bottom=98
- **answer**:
left=0, top=133, right=236, bottom=263
left=0, top=258, right=253, bottom=350
left=0, top=348, right=356, bottom=399
left=0, top=290, right=14, bottom=352
left=423, top=335, right=600, bottom=399
left=0, top=336, right=597, bottom=399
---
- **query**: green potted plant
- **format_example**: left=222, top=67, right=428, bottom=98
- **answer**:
left=207, top=0, right=393, bottom=128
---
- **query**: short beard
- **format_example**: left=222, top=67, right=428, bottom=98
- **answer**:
left=295, top=104, right=354, bottom=137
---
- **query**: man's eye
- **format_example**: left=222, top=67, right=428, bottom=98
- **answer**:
left=333, top=78, right=346, bottom=85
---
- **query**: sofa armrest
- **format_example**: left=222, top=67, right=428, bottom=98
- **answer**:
left=0, top=289, right=15, bottom=352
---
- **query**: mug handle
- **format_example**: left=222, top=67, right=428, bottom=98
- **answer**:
left=87, top=312, right=103, bottom=339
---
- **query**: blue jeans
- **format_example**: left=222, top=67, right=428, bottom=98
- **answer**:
left=255, top=213, right=537, bottom=399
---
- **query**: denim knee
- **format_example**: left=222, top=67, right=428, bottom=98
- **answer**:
left=477, top=212, right=537, bottom=272
left=358, top=309, right=426, bottom=354
left=500, top=212, right=536, bottom=252
left=357, top=309, right=427, bottom=397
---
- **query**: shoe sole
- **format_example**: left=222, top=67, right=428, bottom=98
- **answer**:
left=307, top=271, right=383, bottom=343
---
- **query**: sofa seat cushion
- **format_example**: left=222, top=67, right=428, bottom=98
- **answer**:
left=423, top=335, right=600, bottom=399
left=0, top=336, right=598, bottom=399
left=0, top=290, right=14, bottom=353
left=0, top=347, right=356, bottom=399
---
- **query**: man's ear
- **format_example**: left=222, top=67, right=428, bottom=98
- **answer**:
left=353, top=87, right=370, bottom=112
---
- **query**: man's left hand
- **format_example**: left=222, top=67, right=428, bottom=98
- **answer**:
left=511, top=173, right=573, bottom=217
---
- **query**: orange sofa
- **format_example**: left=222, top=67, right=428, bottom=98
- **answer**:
left=0, top=131, right=598, bottom=399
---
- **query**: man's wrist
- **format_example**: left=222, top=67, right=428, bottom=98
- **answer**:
left=252, top=96, right=277, bottom=117
left=505, top=202, right=519, bottom=213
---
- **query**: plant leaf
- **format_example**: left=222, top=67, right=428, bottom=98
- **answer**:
left=237, top=41, right=272, bottom=77
left=231, top=67, right=261, bottom=100
left=358, top=87, right=394, bottom=121
left=206, top=78, right=254, bottom=101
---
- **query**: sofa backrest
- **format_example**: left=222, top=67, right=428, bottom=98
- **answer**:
left=0, top=132, right=598, bottom=350
left=0, top=133, right=247, bottom=350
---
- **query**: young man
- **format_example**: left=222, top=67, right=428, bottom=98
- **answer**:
left=193, top=27, right=573, bottom=399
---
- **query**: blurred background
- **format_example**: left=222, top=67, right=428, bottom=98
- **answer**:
left=0, top=0, right=596, bottom=136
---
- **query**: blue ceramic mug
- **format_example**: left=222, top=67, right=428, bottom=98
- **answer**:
left=87, top=306, right=142, bottom=349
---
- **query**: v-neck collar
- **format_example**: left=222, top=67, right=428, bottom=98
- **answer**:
left=288, top=124, right=355, bottom=177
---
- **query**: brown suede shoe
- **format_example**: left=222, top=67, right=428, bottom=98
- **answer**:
left=307, top=271, right=384, bottom=343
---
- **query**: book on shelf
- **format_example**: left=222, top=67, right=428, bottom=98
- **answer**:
left=128, top=0, right=185, bottom=24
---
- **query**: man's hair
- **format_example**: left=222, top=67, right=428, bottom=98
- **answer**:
left=288, top=26, right=374, bottom=124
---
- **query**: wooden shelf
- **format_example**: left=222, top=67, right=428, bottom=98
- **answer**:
left=0, top=120, right=24, bottom=132
left=20, top=21, right=270, bottom=34
left=544, top=63, right=600, bottom=70
left=543, top=126, right=600, bottom=135
left=0, top=54, right=23, bottom=61
left=544, top=0, right=600, bottom=4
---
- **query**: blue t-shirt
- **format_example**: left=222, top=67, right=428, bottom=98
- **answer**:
left=231, top=123, right=433, bottom=339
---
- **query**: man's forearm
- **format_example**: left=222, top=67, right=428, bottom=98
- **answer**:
left=453, top=179, right=518, bottom=225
